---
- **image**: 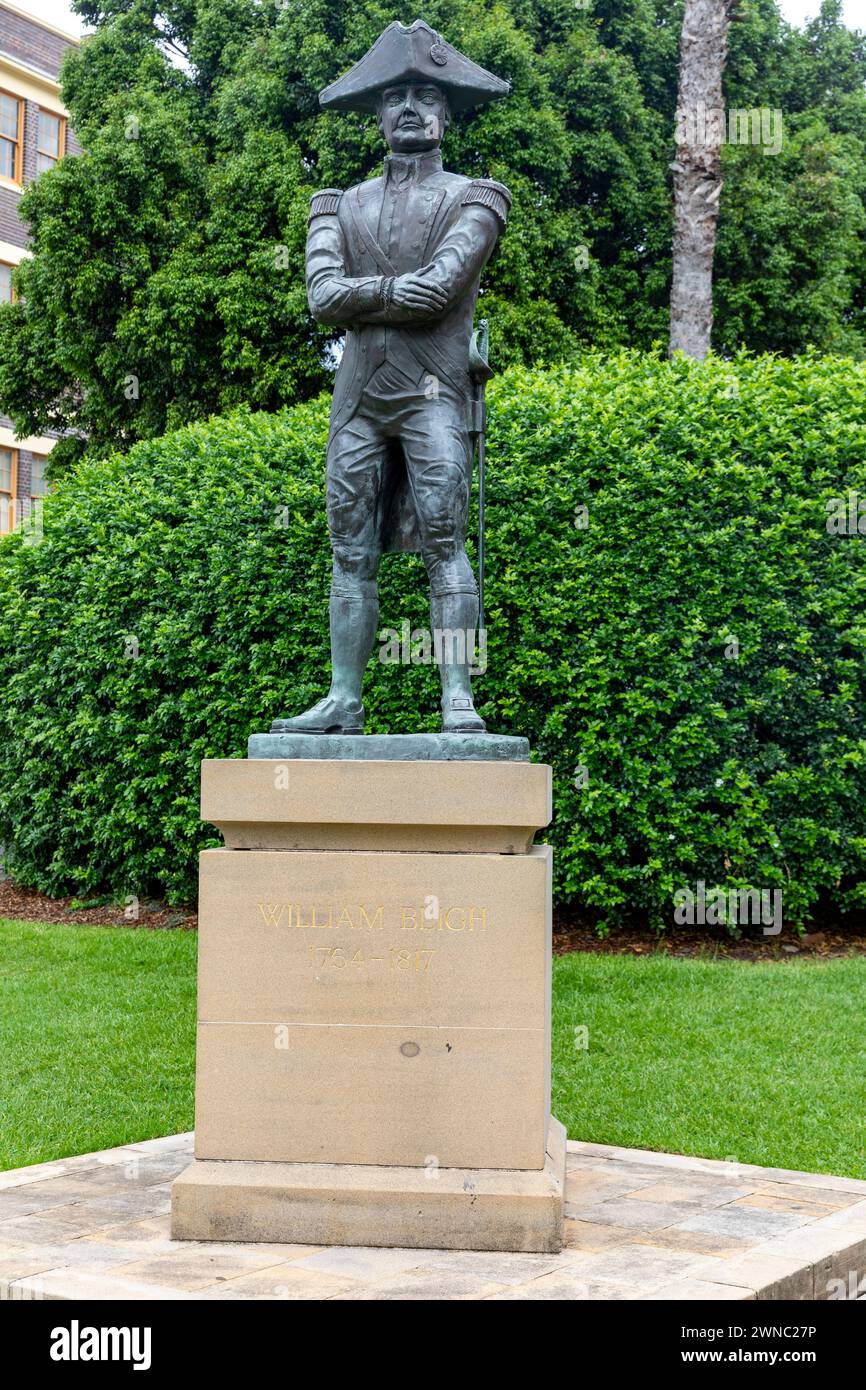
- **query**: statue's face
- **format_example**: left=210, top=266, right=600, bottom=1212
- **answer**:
left=377, top=82, right=450, bottom=152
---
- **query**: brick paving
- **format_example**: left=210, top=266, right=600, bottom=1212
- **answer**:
left=2, top=1135, right=866, bottom=1300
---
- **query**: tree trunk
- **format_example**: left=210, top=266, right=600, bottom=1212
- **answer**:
left=669, top=0, right=738, bottom=360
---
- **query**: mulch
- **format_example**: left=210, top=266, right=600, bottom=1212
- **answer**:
left=2, top=878, right=865, bottom=960
left=0, top=879, right=196, bottom=932
left=552, top=919, right=866, bottom=961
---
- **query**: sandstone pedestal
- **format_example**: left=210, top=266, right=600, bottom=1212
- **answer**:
left=171, top=739, right=565, bottom=1252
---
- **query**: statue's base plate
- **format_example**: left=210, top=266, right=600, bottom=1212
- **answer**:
left=247, top=732, right=529, bottom=762
left=171, top=1119, right=566, bottom=1254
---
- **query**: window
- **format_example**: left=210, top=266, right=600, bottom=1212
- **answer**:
left=0, top=91, right=23, bottom=184
left=0, top=447, right=16, bottom=534
left=0, top=262, right=12, bottom=304
left=30, top=453, right=50, bottom=498
left=36, top=110, right=65, bottom=174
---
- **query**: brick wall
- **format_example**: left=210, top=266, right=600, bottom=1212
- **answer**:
left=0, top=185, right=24, bottom=245
left=0, top=5, right=75, bottom=78
left=15, top=443, right=31, bottom=496
left=21, top=96, right=37, bottom=182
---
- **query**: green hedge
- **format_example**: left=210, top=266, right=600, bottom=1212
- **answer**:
left=1, top=352, right=865, bottom=928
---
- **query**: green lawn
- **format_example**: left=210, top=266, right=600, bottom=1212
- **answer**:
left=2, top=919, right=865, bottom=1178
left=553, top=951, right=866, bottom=1179
left=0, top=919, right=197, bottom=1170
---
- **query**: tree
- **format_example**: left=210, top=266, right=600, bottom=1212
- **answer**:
left=714, top=0, right=866, bottom=354
left=669, top=0, right=739, bottom=358
left=2, top=0, right=866, bottom=469
left=0, top=0, right=670, bottom=471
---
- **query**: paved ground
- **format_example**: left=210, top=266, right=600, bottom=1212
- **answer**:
left=2, top=1135, right=866, bottom=1300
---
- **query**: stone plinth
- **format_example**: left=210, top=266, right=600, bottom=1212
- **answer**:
left=172, top=1120, right=567, bottom=1254
left=172, top=747, right=564, bottom=1252
left=200, top=755, right=550, bottom=853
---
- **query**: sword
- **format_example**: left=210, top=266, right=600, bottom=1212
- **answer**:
left=469, top=318, right=493, bottom=632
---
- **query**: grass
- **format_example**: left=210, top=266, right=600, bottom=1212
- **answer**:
left=553, top=952, right=866, bottom=1179
left=1, top=919, right=864, bottom=1178
left=0, top=919, right=197, bottom=1170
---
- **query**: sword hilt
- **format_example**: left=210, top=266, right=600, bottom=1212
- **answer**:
left=469, top=318, right=493, bottom=384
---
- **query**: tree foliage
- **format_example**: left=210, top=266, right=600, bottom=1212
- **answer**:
left=0, top=0, right=865, bottom=467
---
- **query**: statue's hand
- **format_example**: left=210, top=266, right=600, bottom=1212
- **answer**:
left=390, top=272, right=449, bottom=316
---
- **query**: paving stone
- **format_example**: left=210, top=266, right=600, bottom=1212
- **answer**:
left=643, top=1278, right=755, bottom=1301
left=736, top=1192, right=842, bottom=1218
left=567, top=1158, right=683, bottom=1184
left=570, top=1143, right=733, bottom=1175
left=22, top=1158, right=189, bottom=1195
left=752, top=1181, right=862, bottom=1210
left=23, top=1160, right=175, bottom=1197
left=0, top=1211, right=109, bottom=1245
left=703, top=1252, right=814, bottom=1300
left=756, top=1225, right=863, bottom=1264
left=808, top=1200, right=866, bottom=1234
left=329, top=1268, right=507, bottom=1300
left=0, top=1148, right=142, bottom=1190
left=198, top=1265, right=360, bottom=1300
left=629, top=1180, right=754, bottom=1208
left=2, top=1191, right=172, bottom=1245
left=568, top=1242, right=710, bottom=1289
left=0, top=1187, right=95, bottom=1221
left=757, top=1228, right=866, bottom=1296
left=631, top=1227, right=753, bottom=1258
left=674, top=1205, right=815, bottom=1240
left=9, top=1268, right=193, bottom=1301
left=78, top=1216, right=185, bottom=1249
left=290, top=1246, right=432, bottom=1282
left=402, top=1248, right=570, bottom=1285
left=108, top=1246, right=296, bottom=1291
left=59, top=1188, right=174, bottom=1224
left=564, top=1171, right=649, bottom=1205
left=2, top=1133, right=863, bottom=1300
left=126, top=1134, right=195, bottom=1155
left=0, top=1236, right=184, bottom=1284
left=570, top=1197, right=703, bottom=1231
left=80, top=1215, right=319, bottom=1264
left=486, top=1269, right=637, bottom=1300
left=744, top=1167, right=866, bottom=1195
left=562, top=1219, right=633, bottom=1252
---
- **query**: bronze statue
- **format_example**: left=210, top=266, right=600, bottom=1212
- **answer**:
left=273, top=19, right=511, bottom=736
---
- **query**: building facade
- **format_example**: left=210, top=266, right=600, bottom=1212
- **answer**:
left=0, top=1, right=80, bottom=533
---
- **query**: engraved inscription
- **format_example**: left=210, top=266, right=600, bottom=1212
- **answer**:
left=257, top=903, right=384, bottom=930
left=255, top=900, right=491, bottom=977
left=308, top=945, right=436, bottom=972
left=256, top=902, right=489, bottom=932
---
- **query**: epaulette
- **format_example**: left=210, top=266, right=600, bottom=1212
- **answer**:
left=461, top=179, right=512, bottom=228
left=309, top=188, right=342, bottom=219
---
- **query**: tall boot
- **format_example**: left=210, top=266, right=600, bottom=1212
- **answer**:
left=271, top=590, right=378, bottom=734
left=431, top=590, right=486, bottom=733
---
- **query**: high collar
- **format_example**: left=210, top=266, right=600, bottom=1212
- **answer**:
left=383, top=148, right=443, bottom=183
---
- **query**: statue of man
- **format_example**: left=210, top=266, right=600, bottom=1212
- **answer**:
left=274, top=19, right=511, bottom=736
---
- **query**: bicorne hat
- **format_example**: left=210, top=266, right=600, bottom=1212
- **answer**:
left=318, top=18, right=511, bottom=114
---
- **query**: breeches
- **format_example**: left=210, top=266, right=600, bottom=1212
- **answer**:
left=326, top=387, right=475, bottom=599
